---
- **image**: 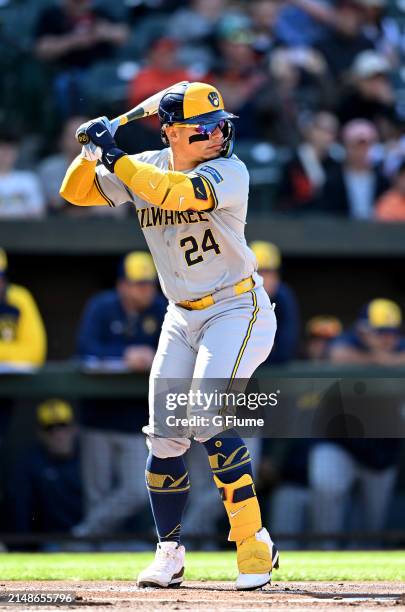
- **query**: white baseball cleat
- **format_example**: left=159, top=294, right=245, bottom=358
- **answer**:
left=137, top=541, right=185, bottom=588
left=235, top=527, right=279, bottom=590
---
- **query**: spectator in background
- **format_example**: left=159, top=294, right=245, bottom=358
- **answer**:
left=375, top=160, right=405, bottom=221
left=213, top=28, right=270, bottom=139
left=309, top=298, right=404, bottom=547
left=38, top=116, right=128, bottom=217
left=309, top=434, right=401, bottom=548
left=277, top=111, right=340, bottom=213
left=0, top=249, right=46, bottom=370
left=130, top=0, right=186, bottom=22
left=128, top=37, right=193, bottom=110
left=0, top=129, right=45, bottom=219
left=305, top=315, right=343, bottom=361
left=357, top=0, right=402, bottom=66
left=248, top=0, right=283, bottom=54
left=321, top=119, right=388, bottom=217
left=74, top=252, right=166, bottom=538
left=315, top=0, right=373, bottom=81
left=127, top=37, right=198, bottom=151
left=257, top=47, right=332, bottom=146
left=250, top=241, right=300, bottom=364
left=168, top=0, right=227, bottom=70
left=34, top=0, right=129, bottom=117
left=77, top=251, right=166, bottom=369
left=266, top=438, right=313, bottom=550
left=338, top=50, right=397, bottom=139
left=6, top=399, right=83, bottom=547
left=381, top=133, right=405, bottom=178
left=264, top=315, right=341, bottom=550
left=38, top=116, right=88, bottom=214
left=169, top=0, right=227, bottom=43
left=275, top=0, right=335, bottom=48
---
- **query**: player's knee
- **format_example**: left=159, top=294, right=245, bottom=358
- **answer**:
left=146, top=435, right=190, bottom=458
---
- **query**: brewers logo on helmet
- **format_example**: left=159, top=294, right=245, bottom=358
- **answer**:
left=158, top=82, right=237, bottom=158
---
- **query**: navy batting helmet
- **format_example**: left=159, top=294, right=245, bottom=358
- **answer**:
left=158, top=82, right=237, bottom=158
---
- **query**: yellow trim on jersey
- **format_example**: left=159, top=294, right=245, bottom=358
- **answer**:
left=60, top=156, right=111, bottom=206
left=0, top=284, right=46, bottom=366
left=229, top=291, right=259, bottom=380
left=114, top=155, right=214, bottom=212
left=94, top=173, right=114, bottom=207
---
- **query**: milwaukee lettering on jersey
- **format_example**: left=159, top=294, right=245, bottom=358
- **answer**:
left=136, top=207, right=210, bottom=228
left=94, top=147, right=253, bottom=303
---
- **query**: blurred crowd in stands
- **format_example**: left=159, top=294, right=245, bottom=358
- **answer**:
left=1, top=0, right=405, bottom=217
left=0, top=244, right=403, bottom=549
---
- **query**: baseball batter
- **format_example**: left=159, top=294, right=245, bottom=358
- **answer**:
left=60, top=82, right=279, bottom=590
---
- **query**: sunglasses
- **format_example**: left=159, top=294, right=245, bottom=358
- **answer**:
left=173, top=120, right=225, bottom=135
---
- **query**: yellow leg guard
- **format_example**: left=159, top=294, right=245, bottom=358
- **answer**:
left=213, top=473, right=262, bottom=542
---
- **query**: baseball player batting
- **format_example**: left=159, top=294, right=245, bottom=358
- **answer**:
left=60, top=82, right=279, bottom=590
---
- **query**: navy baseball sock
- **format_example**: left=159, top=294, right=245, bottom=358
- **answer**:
left=145, top=453, right=190, bottom=543
left=202, top=429, right=253, bottom=483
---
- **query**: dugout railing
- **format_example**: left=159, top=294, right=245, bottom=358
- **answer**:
left=1, top=216, right=405, bottom=255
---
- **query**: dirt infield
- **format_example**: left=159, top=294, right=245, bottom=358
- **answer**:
left=0, top=581, right=404, bottom=611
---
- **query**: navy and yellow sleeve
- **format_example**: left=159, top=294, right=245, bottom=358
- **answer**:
left=113, top=155, right=215, bottom=212
left=60, top=156, right=111, bottom=207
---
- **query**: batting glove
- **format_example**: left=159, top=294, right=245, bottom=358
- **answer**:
left=76, top=115, right=119, bottom=140
left=80, top=142, right=102, bottom=162
left=77, top=117, right=126, bottom=173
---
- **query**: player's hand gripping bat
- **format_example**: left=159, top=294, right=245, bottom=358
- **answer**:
left=76, top=81, right=189, bottom=145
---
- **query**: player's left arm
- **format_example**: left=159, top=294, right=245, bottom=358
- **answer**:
left=114, top=156, right=214, bottom=212
left=78, top=119, right=214, bottom=212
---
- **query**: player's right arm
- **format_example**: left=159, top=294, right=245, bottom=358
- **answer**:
left=60, top=156, right=110, bottom=207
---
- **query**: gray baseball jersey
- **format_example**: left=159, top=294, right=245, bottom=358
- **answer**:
left=95, top=149, right=261, bottom=303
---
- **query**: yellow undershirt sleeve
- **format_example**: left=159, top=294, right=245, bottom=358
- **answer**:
left=59, top=156, right=110, bottom=206
left=0, top=285, right=46, bottom=366
left=114, top=155, right=214, bottom=212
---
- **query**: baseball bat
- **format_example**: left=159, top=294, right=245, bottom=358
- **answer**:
left=76, top=81, right=189, bottom=145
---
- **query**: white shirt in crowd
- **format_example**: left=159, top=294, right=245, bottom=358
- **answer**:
left=38, top=154, right=128, bottom=217
left=0, top=171, right=45, bottom=218
left=344, top=170, right=376, bottom=220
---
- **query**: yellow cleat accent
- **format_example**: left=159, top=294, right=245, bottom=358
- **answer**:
left=237, top=535, right=272, bottom=574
